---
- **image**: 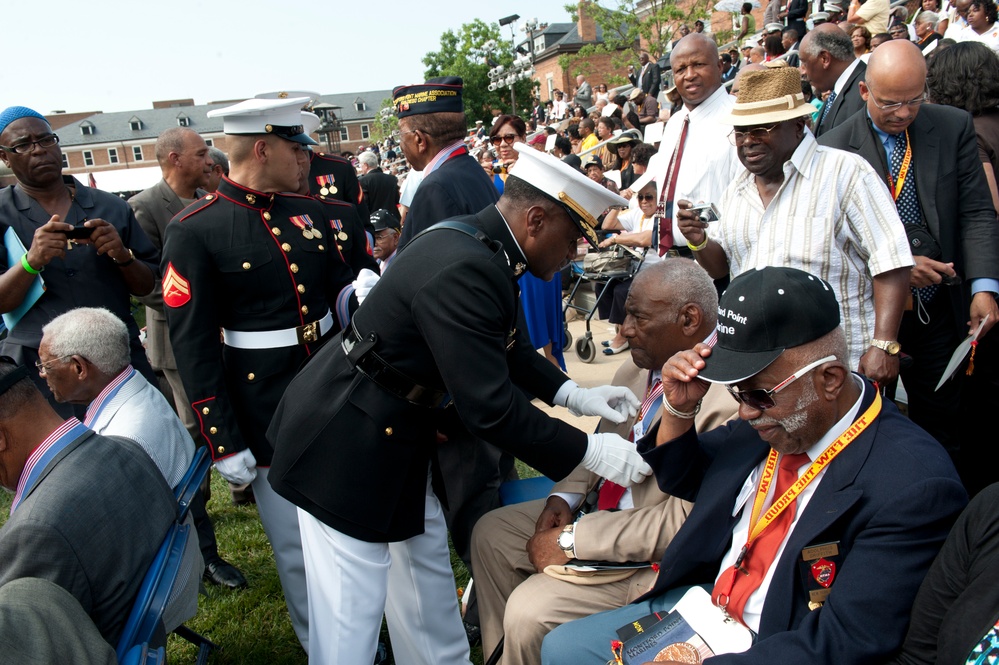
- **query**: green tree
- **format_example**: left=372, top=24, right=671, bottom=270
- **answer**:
left=423, top=19, right=536, bottom=125
left=559, top=0, right=717, bottom=86
left=368, top=96, right=399, bottom=145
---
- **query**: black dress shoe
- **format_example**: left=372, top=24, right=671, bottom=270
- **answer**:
left=204, top=560, right=248, bottom=590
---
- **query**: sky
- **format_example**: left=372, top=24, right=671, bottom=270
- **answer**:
left=5, top=0, right=578, bottom=115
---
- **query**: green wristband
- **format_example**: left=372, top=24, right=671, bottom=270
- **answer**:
left=20, top=254, right=42, bottom=275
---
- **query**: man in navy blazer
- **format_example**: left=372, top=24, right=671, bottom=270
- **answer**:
left=542, top=267, right=967, bottom=665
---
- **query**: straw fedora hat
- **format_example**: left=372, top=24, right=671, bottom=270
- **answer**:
left=723, top=65, right=815, bottom=126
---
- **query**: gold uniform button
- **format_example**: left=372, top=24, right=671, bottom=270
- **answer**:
left=282, top=243, right=292, bottom=252
left=242, top=262, right=251, bottom=270
left=263, top=212, right=272, bottom=221
left=205, top=194, right=214, bottom=200
left=217, top=446, right=225, bottom=454
left=297, top=284, right=306, bottom=294
left=301, top=305, right=309, bottom=315
left=209, top=427, right=218, bottom=434
left=385, top=427, right=393, bottom=436
left=318, top=245, right=325, bottom=251
left=202, top=407, right=210, bottom=415
left=290, top=263, right=299, bottom=273
left=272, top=227, right=281, bottom=236
left=247, top=372, right=255, bottom=381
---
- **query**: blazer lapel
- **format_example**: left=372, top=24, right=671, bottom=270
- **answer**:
left=909, top=115, right=941, bottom=240
left=158, top=180, right=184, bottom=218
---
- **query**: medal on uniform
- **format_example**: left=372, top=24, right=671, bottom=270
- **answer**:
left=289, top=214, right=318, bottom=240
left=331, top=219, right=348, bottom=242
left=799, top=541, right=841, bottom=606
left=315, top=174, right=337, bottom=196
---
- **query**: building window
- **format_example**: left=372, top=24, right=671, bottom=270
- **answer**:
left=355, top=99, right=366, bottom=112
left=204, top=138, right=213, bottom=147
left=108, top=148, right=119, bottom=164
left=61, top=153, right=69, bottom=168
left=83, top=150, right=94, bottom=167
left=339, top=126, right=349, bottom=141
left=81, top=122, right=95, bottom=136
left=177, top=114, right=190, bottom=127
left=361, top=124, right=370, bottom=140
left=132, top=145, right=143, bottom=161
left=129, top=116, right=142, bottom=131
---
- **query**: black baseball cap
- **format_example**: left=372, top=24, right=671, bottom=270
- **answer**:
left=370, top=209, right=401, bottom=233
left=700, top=267, right=842, bottom=384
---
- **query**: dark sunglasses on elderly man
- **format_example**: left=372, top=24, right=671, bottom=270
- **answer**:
left=726, top=355, right=836, bottom=410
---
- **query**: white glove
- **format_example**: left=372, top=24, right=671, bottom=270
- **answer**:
left=214, top=449, right=257, bottom=485
left=565, top=385, right=640, bottom=424
left=582, top=433, right=653, bottom=487
left=352, top=268, right=380, bottom=304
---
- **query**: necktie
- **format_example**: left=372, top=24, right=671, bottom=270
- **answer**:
left=596, top=378, right=663, bottom=510
left=712, top=452, right=811, bottom=626
left=818, top=90, right=837, bottom=128
left=658, top=116, right=689, bottom=257
left=890, top=131, right=937, bottom=303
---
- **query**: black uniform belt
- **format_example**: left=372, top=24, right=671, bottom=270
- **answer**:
left=342, top=325, right=452, bottom=409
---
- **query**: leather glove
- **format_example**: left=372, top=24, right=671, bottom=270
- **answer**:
left=565, top=385, right=640, bottom=424
left=214, top=449, right=257, bottom=485
left=582, top=433, right=653, bottom=487
left=352, top=268, right=380, bottom=304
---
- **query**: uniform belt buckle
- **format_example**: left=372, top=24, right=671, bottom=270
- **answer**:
left=297, top=320, right=319, bottom=345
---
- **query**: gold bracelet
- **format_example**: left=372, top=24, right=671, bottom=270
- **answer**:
left=687, top=236, right=709, bottom=252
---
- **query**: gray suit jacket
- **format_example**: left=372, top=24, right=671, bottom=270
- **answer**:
left=813, top=61, right=867, bottom=138
left=128, top=179, right=193, bottom=370
left=0, top=428, right=177, bottom=645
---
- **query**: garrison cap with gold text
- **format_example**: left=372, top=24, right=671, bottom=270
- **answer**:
left=393, top=77, right=464, bottom=118
left=207, top=97, right=318, bottom=145
left=508, top=143, right=627, bottom=248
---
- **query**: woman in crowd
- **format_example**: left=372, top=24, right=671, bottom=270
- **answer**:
left=959, top=0, right=999, bottom=54
left=850, top=24, right=873, bottom=57
left=764, top=33, right=787, bottom=61
left=487, top=115, right=566, bottom=369
left=737, top=2, right=757, bottom=42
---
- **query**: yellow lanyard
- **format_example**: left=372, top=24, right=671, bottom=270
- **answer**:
left=744, top=391, right=882, bottom=546
left=886, top=131, right=912, bottom=203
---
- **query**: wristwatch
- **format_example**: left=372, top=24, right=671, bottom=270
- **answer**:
left=557, top=524, right=576, bottom=559
left=871, top=338, right=901, bottom=355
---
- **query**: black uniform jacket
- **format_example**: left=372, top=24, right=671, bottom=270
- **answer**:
left=308, top=151, right=369, bottom=221
left=162, top=177, right=357, bottom=466
left=267, top=206, right=588, bottom=542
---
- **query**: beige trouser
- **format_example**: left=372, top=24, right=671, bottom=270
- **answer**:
left=470, top=499, right=655, bottom=665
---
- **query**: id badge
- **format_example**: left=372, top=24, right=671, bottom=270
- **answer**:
left=633, top=420, right=645, bottom=441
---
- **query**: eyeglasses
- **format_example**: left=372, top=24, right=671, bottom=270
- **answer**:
left=35, top=354, right=75, bottom=376
left=637, top=194, right=657, bottom=202
left=728, top=125, right=780, bottom=146
left=1, top=134, right=60, bottom=155
left=490, top=134, right=520, bottom=146
left=726, top=355, right=837, bottom=410
left=866, top=84, right=929, bottom=112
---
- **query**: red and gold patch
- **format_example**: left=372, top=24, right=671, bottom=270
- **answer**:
left=163, top=262, right=192, bottom=308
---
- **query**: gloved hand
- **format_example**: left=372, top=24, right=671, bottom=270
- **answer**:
left=214, top=449, right=257, bottom=485
left=565, top=385, right=640, bottom=424
left=582, top=433, right=653, bottom=487
left=352, top=268, right=380, bottom=304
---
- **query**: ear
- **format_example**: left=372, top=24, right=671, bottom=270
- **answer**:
left=816, top=360, right=849, bottom=400
left=524, top=205, right=547, bottom=239
left=678, top=303, right=702, bottom=336
left=859, top=80, right=871, bottom=102
left=69, top=356, right=89, bottom=382
left=253, top=138, right=270, bottom=162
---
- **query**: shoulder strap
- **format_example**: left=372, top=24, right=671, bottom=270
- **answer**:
left=411, top=220, right=495, bottom=251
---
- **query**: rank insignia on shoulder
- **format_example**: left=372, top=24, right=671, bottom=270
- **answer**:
left=163, top=263, right=192, bottom=308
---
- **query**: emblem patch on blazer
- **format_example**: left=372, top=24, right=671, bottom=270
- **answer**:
left=163, top=263, right=192, bottom=308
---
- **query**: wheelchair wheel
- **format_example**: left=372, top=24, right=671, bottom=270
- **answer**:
left=562, top=327, right=572, bottom=351
left=576, top=337, right=596, bottom=363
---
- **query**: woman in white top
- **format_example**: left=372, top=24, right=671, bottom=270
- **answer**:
left=959, top=0, right=999, bottom=54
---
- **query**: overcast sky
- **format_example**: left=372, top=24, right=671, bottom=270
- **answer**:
left=5, top=0, right=576, bottom=115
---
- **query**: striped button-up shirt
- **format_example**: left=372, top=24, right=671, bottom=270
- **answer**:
left=713, top=131, right=914, bottom=367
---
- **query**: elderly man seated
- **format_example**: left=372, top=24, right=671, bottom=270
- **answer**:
left=471, top=260, right=737, bottom=665
left=0, top=358, right=180, bottom=645
left=542, top=266, right=968, bottom=665
left=38, top=306, right=202, bottom=631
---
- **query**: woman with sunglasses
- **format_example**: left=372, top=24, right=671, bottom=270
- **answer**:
left=488, top=115, right=567, bottom=369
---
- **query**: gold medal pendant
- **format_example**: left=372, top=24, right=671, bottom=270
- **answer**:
left=303, top=229, right=314, bottom=240
left=338, top=231, right=348, bottom=241
left=312, top=228, right=323, bottom=239
left=329, top=186, right=338, bottom=194
left=319, top=187, right=330, bottom=196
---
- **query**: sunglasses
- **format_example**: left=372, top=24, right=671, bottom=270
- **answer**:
left=637, top=194, right=657, bottom=202
left=726, top=355, right=836, bottom=410
left=490, top=134, right=519, bottom=146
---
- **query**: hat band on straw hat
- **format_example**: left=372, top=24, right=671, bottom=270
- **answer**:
left=731, top=92, right=805, bottom=116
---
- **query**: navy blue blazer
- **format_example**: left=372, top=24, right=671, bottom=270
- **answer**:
left=637, top=379, right=967, bottom=663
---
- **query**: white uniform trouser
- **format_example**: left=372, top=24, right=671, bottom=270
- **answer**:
left=298, top=474, right=471, bottom=665
left=253, top=467, right=309, bottom=652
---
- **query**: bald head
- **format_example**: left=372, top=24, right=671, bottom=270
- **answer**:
left=671, top=34, right=724, bottom=108
left=861, top=39, right=928, bottom=134
left=670, top=33, right=720, bottom=68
